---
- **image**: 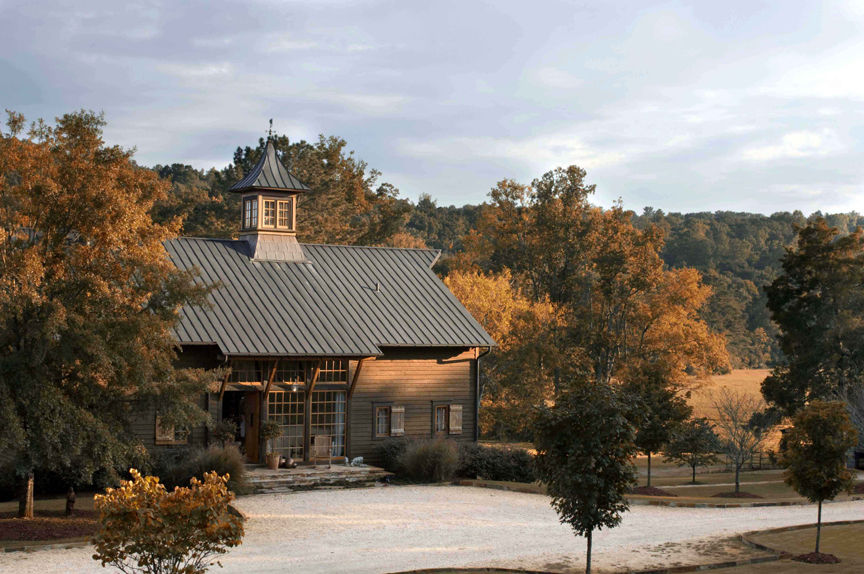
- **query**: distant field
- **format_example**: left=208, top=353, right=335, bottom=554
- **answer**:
left=687, top=368, right=782, bottom=449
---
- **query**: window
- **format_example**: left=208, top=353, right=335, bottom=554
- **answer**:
left=318, top=359, right=348, bottom=383
left=434, top=404, right=462, bottom=436
left=375, top=406, right=391, bottom=438
left=310, top=390, right=346, bottom=456
left=230, top=360, right=266, bottom=384
left=243, top=198, right=258, bottom=229
left=155, top=416, right=187, bottom=445
left=277, top=199, right=293, bottom=230
left=435, top=405, right=449, bottom=434
left=268, top=390, right=305, bottom=459
left=275, top=360, right=305, bottom=384
left=263, top=199, right=276, bottom=227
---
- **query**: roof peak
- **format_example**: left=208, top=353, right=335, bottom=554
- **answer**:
left=229, top=139, right=311, bottom=194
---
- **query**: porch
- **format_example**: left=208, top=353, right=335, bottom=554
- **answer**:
left=244, top=463, right=391, bottom=494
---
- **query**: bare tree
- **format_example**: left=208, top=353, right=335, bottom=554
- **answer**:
left=712, top=388, right=768, bottom=494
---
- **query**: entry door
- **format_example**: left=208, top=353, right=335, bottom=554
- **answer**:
left=243, top=391, right=260, bottom=462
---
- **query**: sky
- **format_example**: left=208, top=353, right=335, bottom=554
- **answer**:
left=2, top=0, right=864, bottom=214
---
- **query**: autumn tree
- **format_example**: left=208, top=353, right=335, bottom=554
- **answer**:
left=712, top=389, right=768, bottom=494
left=444, top=269, right=562, bottom=439
left=665, top=418, right=720, bottom=484
left=534, top=381, right=638, bottom=574
left=460, top=166, right=728, bottom=392
left=0, top=111, right=217, bottom=517
left=93, top=469, right=244, bottom=574
left=779, top=401, right=857, bottom=557
left=763, top=219, right=864, bottom=420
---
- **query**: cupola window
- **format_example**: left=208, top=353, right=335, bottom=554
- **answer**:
left=243, top=198, right=258, bottom=229
left=263, top=199, right=277, bottom=227
left=277, top=199, right=294, bottom=230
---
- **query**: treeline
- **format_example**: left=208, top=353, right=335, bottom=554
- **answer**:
left=150, top=134, right=864, bottom=370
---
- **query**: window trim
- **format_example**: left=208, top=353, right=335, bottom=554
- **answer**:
left=434, top=404, right=449, bottom=435
left=374, top=405, right=392, bottom=438
left=277, top=198, right=294, bottom=230
left=262, top=199, right=277, bottom=228
left=243, top=197, right=258, bottom=230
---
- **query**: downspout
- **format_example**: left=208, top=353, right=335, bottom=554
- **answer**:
left=475, top=347, right=492, bottom=442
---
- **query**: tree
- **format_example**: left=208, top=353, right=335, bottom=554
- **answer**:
left=621, top=368, right=692, bottom=487
left=444, top=269, right=562, bottom=439
left=92, top=469, right=245, bottom=574
left=763, top=219, right=864, bottom=417
left=533, top=382, right=638, bottom=574
left=0, top=111, right=217, bottom=517
left=779, top=401, right=857, bottom=556
left=712, top=388, right=768, bottom=493
left=665, top=418, right=720, bottom=484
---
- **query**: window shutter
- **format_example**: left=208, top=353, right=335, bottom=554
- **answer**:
left=391, top=406, right=405, bottom=436
left=448, top=404, right=462, bottom=435
left=155, top=416, right=175, bottom=444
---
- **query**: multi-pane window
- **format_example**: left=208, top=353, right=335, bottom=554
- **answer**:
left=435, top=405, right=449, bottom=434
left=275, top=360, right=305, bottom=384
left=375, top=406, right=391, bottom=438
left=310, top=390, right=346, bottom=456
left=243, top=198, right=258, bottom=229
left=318, top=359, right=348, bottom=383
left=268, top=390, right=305, bottom=459
left=230, top=360, right=266, bottom=383
left=277, top=199, right=293, bottom=229
left=263, top=199, right=276, bottom=227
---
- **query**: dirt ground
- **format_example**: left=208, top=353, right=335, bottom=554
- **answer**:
left=1, top=485, right=862, bottom=573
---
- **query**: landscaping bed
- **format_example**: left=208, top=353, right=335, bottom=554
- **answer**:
left=0, top=509, right=97, bottom=542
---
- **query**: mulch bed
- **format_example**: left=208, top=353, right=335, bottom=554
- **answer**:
left=711, top=491, right=763, bottom=499
left=631, top=486, right=677, bottom=497
left=793, top=552, right=841, bottom=564
left=0, top=509, right=98, bottom=541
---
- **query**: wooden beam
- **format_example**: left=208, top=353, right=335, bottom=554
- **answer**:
left=263, top=359, right=280, bottom=399
left=348, top=357, right=368, bottom=400
left=218, top=369, right=231, bottom=402
left=303, top=360, right=323, bottom=463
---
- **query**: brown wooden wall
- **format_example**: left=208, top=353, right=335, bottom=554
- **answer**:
left=348, top=347, right=477, bottom=464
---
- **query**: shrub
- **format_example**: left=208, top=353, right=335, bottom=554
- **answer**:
left=152, top=445, right=249, bottom=494
left=93, top=469, right=244, bottom=574
left=212, top=421, right=238, bottom=447
left=399, top=439, right=459, bottom=482
left=377, top=438, right=408, bottom=473
left=458, top=443, right=536, bottom=483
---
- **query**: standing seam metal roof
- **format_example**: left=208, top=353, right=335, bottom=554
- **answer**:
left=229, top=140, right=311, bottom=193
left=165, top=238, right=495, bottom=356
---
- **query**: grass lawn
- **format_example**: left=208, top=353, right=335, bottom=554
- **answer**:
left=709, top=522, right=864, bottom=573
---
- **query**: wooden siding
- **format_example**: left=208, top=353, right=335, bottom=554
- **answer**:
left=129, top=345, right=220, bottom=450
left=348, top=347, right=477, bottom=464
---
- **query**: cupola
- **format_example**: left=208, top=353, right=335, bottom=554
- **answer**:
left=229, top=138, right=310, bottom=262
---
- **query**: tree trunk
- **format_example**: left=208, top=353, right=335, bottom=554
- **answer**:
left=647, top=451, right=652, bottom=488
left=734, top=465, right=740, bottom=494
left=815, top=500, right=822, bottom=554
left=585, top=529, right=592, bottom=574
left=691, top=463, right=696, bottom=484
left=18, top=471, right=34, bottom=519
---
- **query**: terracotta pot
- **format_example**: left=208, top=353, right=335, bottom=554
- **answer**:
left=266, top=452, right=280, bottom=470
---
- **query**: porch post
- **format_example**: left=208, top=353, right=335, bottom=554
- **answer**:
left=258, top=359, right=280, bottom=464
left=345, top=357, right=368, bottom=461
left=303, top=360, right=322, bottom=463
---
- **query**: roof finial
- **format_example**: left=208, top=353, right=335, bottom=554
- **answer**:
left=267, top=118, right=273, bottom=140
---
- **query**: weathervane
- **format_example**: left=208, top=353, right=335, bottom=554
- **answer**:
left=267, top=118, right=273, bottom=140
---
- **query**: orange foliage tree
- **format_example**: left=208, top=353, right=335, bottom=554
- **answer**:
left=453, top=166, right=728, bottom=438
left=93, top=469, right=244, bottom=574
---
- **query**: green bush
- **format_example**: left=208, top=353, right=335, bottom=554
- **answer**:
left=377, top=438, right=409, bottom=473
left=399, top=439, right=460, bottom=483
left=152, top=445, right=249, bottom=494
left=458, top=443, right=536, bottom=483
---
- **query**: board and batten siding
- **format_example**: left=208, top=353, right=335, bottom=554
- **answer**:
left=348, top=347, right=477, bottom=464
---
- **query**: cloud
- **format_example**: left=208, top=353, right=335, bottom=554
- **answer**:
left=740, top=130, right=843, bottom=162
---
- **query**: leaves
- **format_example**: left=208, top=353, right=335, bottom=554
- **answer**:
left=92, top=469, right=244, bottom=574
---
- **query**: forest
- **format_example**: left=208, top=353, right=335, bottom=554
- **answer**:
left=150, top=133, right=864, bottom=372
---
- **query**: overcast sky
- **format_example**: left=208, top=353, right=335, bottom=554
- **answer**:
left=2, top=1, right=864, bottom=214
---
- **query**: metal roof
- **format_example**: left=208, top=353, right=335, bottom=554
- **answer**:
left=165, top=238, right=496, bottom=356
left=229, top=140, right=311, bottom=193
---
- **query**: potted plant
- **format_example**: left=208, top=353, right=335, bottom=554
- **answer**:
left=261, top=419, right=283, bottom=470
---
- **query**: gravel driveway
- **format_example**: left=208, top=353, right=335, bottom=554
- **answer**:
left=2, top=485, right=862, bottom=573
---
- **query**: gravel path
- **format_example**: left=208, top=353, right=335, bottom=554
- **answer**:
left=2, top=485, right=862, bottom=573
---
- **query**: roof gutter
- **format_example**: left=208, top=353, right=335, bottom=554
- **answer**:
left=475, top=346, right=492, bottom=442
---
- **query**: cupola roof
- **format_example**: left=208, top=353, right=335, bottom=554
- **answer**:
left=229, top=139, right=310, bottom=194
